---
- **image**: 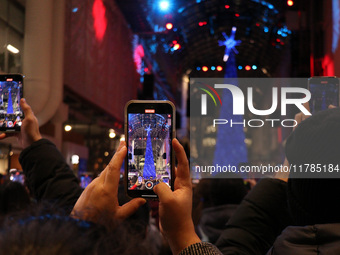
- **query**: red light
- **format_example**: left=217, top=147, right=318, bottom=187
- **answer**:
left=172, top=40, right=177, bottom=44
left=198, top=21, right=207, bottom=26
left=216, top=66, right=223, bottom=71
left=235, top=13, right=240, bottom=17
left=225, top=5, right=230, bottom=9
left=245, top=65, right=251, bottom=71
left=276, top=38, right=280, bottom=42
left=287, top=0, right=294, bottom=6
left=173, top=43, right=181, bottom=50
left=144, top=67, right=149, bottom=72
left=202, top=66, right=208, bottom=72
left=256, top=23, right=260, bottom=27
left=166, top=23, right=173, bottom=30
left=92, top=0, right=107, bottom=41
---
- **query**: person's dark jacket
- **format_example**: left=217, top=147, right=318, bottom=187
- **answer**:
left=215, top=178, right=292, bottom=255
left=215, top=178, right=340, bottom=255
left=267, top=224, right=340, bottom=254
left=19, top=139, right=83, bottom=213
left=198, top=204, right=239, bottom=244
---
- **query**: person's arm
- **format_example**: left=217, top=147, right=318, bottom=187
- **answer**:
left=71, top=139, right=221, bottom=255
left=215, top=178, right=292, bottom=255
left=1, top=99, right=83, bottom=212
left=19, top=138, right=83, bottom=211
left=154, top=139, right=222, bottom=255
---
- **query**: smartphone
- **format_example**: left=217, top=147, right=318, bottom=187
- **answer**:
left=0, top=74, right=24, bottom=132
left=125, top=100, right=175, bottom=199
left=308, top=77, right=339, bottom=114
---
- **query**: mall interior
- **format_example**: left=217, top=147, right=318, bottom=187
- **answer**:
left=0, top=0, right=338, bottom=183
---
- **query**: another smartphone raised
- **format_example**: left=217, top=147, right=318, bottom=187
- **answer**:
left=308, top=77, right=339, bottom=114
left=0, top=74, right=24, bottom=132
left=125, top=100, right=175, bottom=199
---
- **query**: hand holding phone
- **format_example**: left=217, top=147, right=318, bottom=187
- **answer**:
left=153, top=139, right=201, bottom=255
left=0, top=98, right=42, bottom=149
left=125, top=100, right=175, bottom=199
left=308, top=77, right=339, bottom=114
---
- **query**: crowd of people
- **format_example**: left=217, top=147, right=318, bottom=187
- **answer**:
left=0, top=98, right=339, bottom=255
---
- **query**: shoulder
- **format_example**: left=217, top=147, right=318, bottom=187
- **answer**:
left=270, top=224, right=340, bottom=255
left=179, top=242, right=222, bottom=255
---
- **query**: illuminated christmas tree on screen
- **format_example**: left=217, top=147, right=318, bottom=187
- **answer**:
left=7, top=88, right=13, bottom=114
left=213, top=27, right=248, bottom=174
left=143, top=125, right=156, bottom=179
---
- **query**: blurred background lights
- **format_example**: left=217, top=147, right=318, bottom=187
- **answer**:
left=173, top=43, right=181, bottom=50
left=287, top=0, right=294, bottom=6
left=159, top=1, right=170, bottom=11
left=211, top=66, right=216, bottom=71
left=65, top=125, right=72, bottom=132
left=109, top=129, right=116, bottom=138
left=71, top=155, right=80, bottom=164
left=120, top=135, right=125, bottom=142
left=252, top=65, right=257, bottom=70
left=6, top=44, right=19, bottom=54
left=202, top=66, right=208, bottom=72
left=166, top=22, right=173, bottom=30
left=216, top=66, right=223, bottom=71
left=238, top=65, right=242, bottom=70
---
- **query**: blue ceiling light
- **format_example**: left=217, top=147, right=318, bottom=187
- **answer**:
left=238, top=65, right=243, bottom=70
left=211, top=66, right=216, bottom=71
left=252, top=65, right=257, bottom=70
left=196, top=66, right=201, bottom=71
left=159, top=1, right=170, bottom=11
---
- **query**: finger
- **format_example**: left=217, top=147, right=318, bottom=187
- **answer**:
left=99, top=142, right=126, bottom=181
left=116, top=140, right=126, bottom=152
left=302, top=101, right=310, bottom=113
left=115, top=198, right=146, bottom=220
left=154, top=182, right=173, bottom=202
left=172, top=139, right=190, bottom=188
left=0, top=132, right=17, bottom=140
left=293, top=113, right=301, bottom=131
left=103, top=145, right=127, bottom=192
left=20, top=98, right=34, bottom=118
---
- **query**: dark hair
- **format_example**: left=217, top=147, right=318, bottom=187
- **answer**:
left=0, top=181, right=31, bottom=215
left=210, top=174, right=247, bottom=206
left=0, top=207, right=150, bottom=255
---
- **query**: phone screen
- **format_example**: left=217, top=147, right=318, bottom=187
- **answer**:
left=309, top=77, right=339, bottom=114
left=125, top=101, right=175, bottom=198
left=0, top=74, right=24, bottom=131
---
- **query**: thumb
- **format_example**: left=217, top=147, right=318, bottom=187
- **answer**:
left=154, top=182, right=173, bottom=202
left=115, top=198, right=146, bottom=220
left=20, top=98, right=34, bottom=118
